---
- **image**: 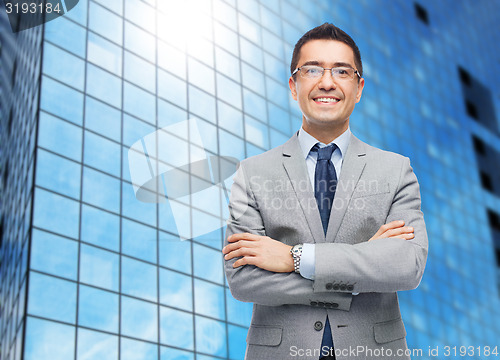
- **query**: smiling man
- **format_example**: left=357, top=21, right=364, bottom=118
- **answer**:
left=223, top=23, right=428, bottom=360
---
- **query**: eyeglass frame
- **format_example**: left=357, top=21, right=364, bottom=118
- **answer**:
left=292, top=65, right=362, bottom=81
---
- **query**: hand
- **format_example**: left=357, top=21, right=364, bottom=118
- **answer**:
left=223, top=233, right=294, bottom=272
left=369, top=220, right=414, bottom=241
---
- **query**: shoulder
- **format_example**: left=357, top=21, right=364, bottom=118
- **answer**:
left=238, top=137, right=293, bottom=172
left=353, top=136, right=412, bottom=177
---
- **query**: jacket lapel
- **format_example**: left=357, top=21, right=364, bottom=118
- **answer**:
left=281, top=134, right=325, bottom=244
left=326, top=135, right=367, bottom=242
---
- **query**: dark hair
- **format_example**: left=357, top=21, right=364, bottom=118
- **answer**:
left=290, top=23, right=363, bottom=79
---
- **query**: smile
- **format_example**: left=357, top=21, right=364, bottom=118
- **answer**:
left=313, top=97, right=340, bottom=104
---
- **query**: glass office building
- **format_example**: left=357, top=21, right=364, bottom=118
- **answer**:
left=1, top=0, right=500, bottom=359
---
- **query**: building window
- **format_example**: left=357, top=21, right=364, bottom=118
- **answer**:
left=458, top=66, right=472, bottom=86
left=414, top=3, right=429, bottom=25
left=465, top=100, right=479, bottom=120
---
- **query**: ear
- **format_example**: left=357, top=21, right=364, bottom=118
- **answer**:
left=355, top=77, right=365, bottom=103
left=289, top=76, right=298, bottom=101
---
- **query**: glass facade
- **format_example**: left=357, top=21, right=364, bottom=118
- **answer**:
left=1, top=1, right=500, bottom=359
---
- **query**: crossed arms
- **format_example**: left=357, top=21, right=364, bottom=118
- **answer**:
left=223, top=157, right=428, bottom=307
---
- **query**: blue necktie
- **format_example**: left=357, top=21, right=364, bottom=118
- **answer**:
left=312, top=143, right=337, bottom=359
left=313, top=143, right=338, bottom=235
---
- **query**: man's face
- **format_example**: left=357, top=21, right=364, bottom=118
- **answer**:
left=289, top=40, right=364, bottom=132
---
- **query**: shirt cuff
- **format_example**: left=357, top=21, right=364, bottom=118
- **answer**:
left=299, top=243, right=315, bottom=280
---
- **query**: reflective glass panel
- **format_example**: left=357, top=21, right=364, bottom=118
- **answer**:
left=24, top=317, right=75, bottom=360
left=77, top=328, right=118, bottom=360
left=40, top=76, right=84, bottom=125
left=27, top=272, right=76, bottom=323
left=124, top=51, right=156, bottom=93
left=38, top=111, right=82, bottom=161
left=121, top=219, right=157, bottom=263
left=45, top=16, right=86, bottom=57
left=159, top=268, right=192, bottom=311
left=159, top=233, right=192, bottom=274
left=86, top=64, right=122, bottom=109
left=33, top=188, right=80, bottom=239
left=158, top=70, right=187, bottom=109
left=159, top=307, right=193, bottom=350
left=84, top=131, right=121, bottom=177
left=35, top=149, right=81, bottom=199
left=87, top=32, right=122, bottom=76
left=30, top=229, right=78, bottom=280
left=122, top=180, right=157, bottom=227
left=124, top=82, right=156, bottom=124
left=121, top=296, right=158, bottom=342
left=245, top=116, right=270, bottom=149
left=89, top=2, right=123, bottom=45
left=195, top=316, right=227, bottom=357
left=193, top=279, right=225, bottom=320
left=216, top=73, right=242, bottom=109
left=187, top=58, right=215, bottom=94
left=80, top=244, right=119, bottom=291
left=188, top=85, right=216, bottom=124
left=121, top=256, right=157, bottom=302
left=228, top=324, right=248, bottom=360
left=124, top=21, right=155, bottom=62
left=82, top=167, right=120, bottom=214
left=43, top=42, right=85, bottom=90
left=193, top=244, right=223, bottom=283
left=217, top=101, right=243, bottom=137
left=121, top=337, right=158, bottom=360
left=85, top=97, right=121, bottom=142
left=81, top=204, right=120, bottom=251
left=160, top=347, right=194, bottom=360
left=78, top=285, right=119, bottom=333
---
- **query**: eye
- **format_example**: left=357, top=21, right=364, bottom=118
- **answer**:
left=303, top=66, right=323, bottom=76
left=333, top=68, right=352, bottom=78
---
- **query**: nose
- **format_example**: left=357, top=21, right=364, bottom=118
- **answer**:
left=317, top=70, right=337, bottom=91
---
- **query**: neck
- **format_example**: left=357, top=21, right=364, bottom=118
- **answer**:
left=302, top=119, right=349, bottom=144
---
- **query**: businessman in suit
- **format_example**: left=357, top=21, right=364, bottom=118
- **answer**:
left=222, top=23, right=428, bottom=360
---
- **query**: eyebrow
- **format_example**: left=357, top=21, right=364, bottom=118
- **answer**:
left=300, top=61, right=355, bottom=69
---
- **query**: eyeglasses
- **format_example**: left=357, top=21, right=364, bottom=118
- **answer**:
left=292, top=65, right=361, bottom=80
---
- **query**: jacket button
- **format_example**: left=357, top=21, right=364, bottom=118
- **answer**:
left=310, top=301, right=318, bottom=306
left=347, top=285, right=354, bottom=291
left=317, top=302, right=325, bottom=307
left=332, top=283, right=340, bottom=290
left=340, top=284, right=347, bottom=291
left=314, top=321, right=323, bottom=331
left=331, top=303, right=339, bottom=308
left=325, top=283, right=333, bottom=290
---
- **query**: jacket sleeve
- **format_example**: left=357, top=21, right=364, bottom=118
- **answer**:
left=224, top=162, right=353, bottom=310
left=313, top=157, right=428, bottom=294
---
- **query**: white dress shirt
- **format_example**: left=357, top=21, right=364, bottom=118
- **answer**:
left=296, top=126, right=351, bottom=280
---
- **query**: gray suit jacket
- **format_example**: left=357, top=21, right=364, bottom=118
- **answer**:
left=224, top=132, right=428, bottom=360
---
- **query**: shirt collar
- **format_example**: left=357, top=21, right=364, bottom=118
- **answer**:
left=298, top=126, right=351, bottom=160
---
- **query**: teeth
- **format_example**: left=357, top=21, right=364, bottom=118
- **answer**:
left=315, top=97, right=339, bottom=103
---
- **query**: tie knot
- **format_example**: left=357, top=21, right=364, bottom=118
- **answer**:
left=313, top=143, right=336, bottom=161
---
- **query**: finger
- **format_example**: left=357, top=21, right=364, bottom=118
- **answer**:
left=384, top=226, right=414, bottom=237
left=222, top=240, right=257, bottom=254
left=228, top=233, right=260, bottom=243
left=383, top=220, right=405, bottom=230
left=233, top=256, right=256, bottom=268
left=392, top=233, right=415, bottom=240
left=224, top=247, right=257, bottom=260
left=373, top=220, right=405, bottom=238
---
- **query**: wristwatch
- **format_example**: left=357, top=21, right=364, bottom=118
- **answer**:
left=290, top=244, right=303, bottom=273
